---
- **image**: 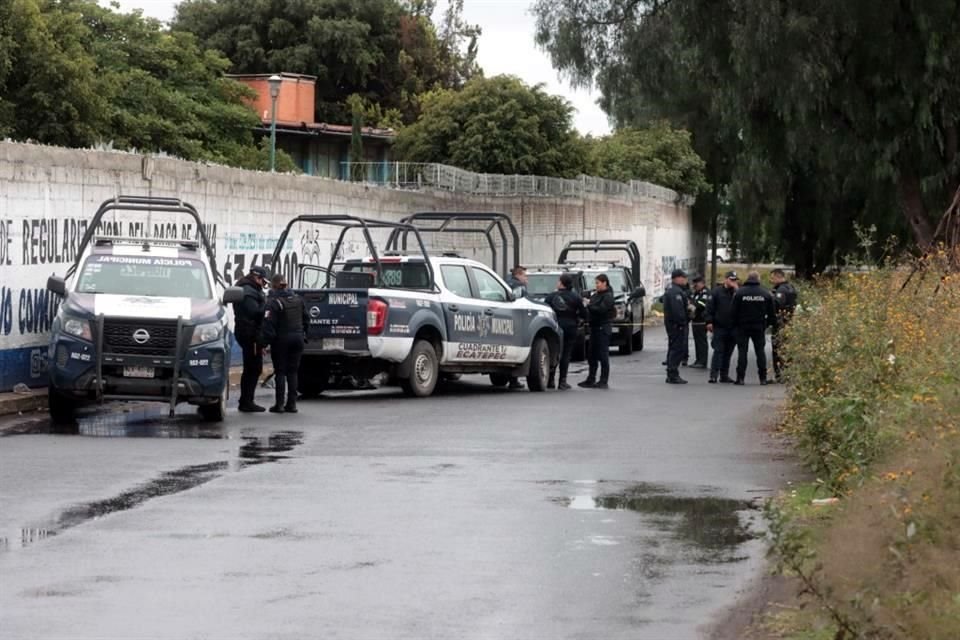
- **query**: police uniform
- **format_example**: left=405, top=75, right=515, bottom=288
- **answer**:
left=233, top=266, right=268, bottom=412
left=772, top=280, right=798, bottom=381
left=663, top=269, right=690, bottom=384
left=545, top=284, right=588, bottom=390
left=732, top=274, right=776, bottom=385
left=261, top=287, right=309, bottom=413
left=705, top=273, right=738, bottom=383
left=689, top=277, right=711, bottom=367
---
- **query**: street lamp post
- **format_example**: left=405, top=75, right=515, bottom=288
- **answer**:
left=267, top=74, right=282, bottom=172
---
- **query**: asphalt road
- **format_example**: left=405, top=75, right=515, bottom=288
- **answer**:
left=0, top=335, right=791, bottom=640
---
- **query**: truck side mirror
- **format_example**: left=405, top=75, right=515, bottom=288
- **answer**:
left=511, top=287, right=524, bottom=300
left=222, top=286, right=244, bottom=305
left=47, top=276, right=66, bottom=297
left=506, top=290, right=517, bottom=302
left=631, top=286, right=646, bottom=300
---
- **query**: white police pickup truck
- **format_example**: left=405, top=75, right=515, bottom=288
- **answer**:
left=271, top=215, right=560, bottom=398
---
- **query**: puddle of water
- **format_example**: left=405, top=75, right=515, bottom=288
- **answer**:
left=553, top=482, right=757, bottom=563
left=0, top=430, right=303, bottom=552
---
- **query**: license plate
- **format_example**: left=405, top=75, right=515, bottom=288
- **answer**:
left=123, top=366, right=154, bottom=378
left=322, top=338, right=345, bottom=350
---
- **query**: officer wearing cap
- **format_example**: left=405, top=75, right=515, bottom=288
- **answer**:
left=233, top=266, right=270, bottom=412
left=705, top=271, right=739, bottom=383
left=689, top=274, right=711, bottom=368
left=261, top=273, right=309, bottom=413
left=663, top=268, right=690, bottom=384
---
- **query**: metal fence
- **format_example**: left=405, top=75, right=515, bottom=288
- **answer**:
left=339, top=162, right=695, bottom=206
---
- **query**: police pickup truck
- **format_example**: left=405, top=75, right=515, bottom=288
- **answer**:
left=271, top=215, right=560, bottom=398
left=45, top=197, right=242, bottom=423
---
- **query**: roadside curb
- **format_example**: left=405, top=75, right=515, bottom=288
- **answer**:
left=0, top=365, right=272, bottom=419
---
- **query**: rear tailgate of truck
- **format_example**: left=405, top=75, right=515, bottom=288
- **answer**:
left=297, top=288, right=370, bottom=353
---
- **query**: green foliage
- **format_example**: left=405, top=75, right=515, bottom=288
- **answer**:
left=534, top=0, right=960, bottom=271
left=224, top=138, right=300, bottom=174
left=394, top=75, right=588, bottom=177
left=0, top=0, right=262, bottom=164
left=173, top=0, right=480, bottom=124
left=587, top=122, right=708, bottom=195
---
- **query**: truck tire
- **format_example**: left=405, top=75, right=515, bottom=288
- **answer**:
left=298, top=363, right=328, bottom=398
left=632, top=325, right=645, bottom=351
left=618, top=329, right=634, bottom=355
left=489, top=373, right=510, bottom=387
left=48, top=388, right=76, bottom=425
left=400, top=339, right=439, bottom=397
left=526, top=337, right=550, bottom=392
left=198, top=385, right=227, bottom=423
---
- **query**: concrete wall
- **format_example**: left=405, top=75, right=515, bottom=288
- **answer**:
left=0, top=141, right=702, bottom=390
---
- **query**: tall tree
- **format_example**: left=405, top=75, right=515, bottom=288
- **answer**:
left=394, top=75, right=588, bottom=177
left=534, top=0, right=960, bottom=268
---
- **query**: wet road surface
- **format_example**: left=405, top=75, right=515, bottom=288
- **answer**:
left=0, top=336, right=790, bottom=639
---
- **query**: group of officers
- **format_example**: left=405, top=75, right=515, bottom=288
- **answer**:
left=662, top=268, right=798, bottom=385
left=227, top=262, right=798, bottom=412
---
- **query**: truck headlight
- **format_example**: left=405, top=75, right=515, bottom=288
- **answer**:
left=62, top=315, right=92, bottom=341
left=190, top=322, right=223, bottom=346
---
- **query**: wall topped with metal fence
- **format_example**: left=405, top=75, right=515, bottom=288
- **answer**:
left=341, top=162, right=695, bottom=206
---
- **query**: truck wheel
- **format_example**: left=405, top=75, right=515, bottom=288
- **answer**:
left=48, top=389, right=76, bottom=425
left=489, top=373, right=510, bottom=387
left=298, top=364, right=329, bottom=398
left=619, top=331, right=634, bottom=355
left=198, top=385, right=227, bottom=423
left=400, top=339, right=439, bottom=397
left=633, top=325, right=644, bottom=351
left=526, top=337, right=550, bottom=392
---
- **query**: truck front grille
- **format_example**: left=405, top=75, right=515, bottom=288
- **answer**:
left=102, top=319, right=180, bottom=356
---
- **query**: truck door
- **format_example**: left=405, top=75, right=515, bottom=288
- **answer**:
left=438, top=264, right=492, bottom=363
left=468, top=266, right=527, bottom=364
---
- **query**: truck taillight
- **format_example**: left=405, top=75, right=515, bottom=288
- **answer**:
left=367, top=298, right=388, bottom=335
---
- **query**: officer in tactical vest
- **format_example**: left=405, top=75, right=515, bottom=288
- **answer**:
left=732, top=270, right=776, bottom=385
left=689, top=274, right=711, bottom=368
left=261, top=273, right=309, bottom=413
left=233, top=266, right=269, bottom=412
left=770, top=268, right=798, bottom=383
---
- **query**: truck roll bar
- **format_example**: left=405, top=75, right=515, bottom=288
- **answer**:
left=557, top=239, right=642, bottom=285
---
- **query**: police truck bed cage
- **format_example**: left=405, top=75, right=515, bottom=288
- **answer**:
left=557, top=240, right=641, bottom=284
left=385, top=212, right=520, bottom=279
left=269, top=215, right=435, bottom=289
left=66, top=195, right=221, bottom=284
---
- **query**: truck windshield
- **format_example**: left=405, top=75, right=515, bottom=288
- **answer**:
left=583, top=269, right=629, bottom=293
left=76, top=255, right=212, bottom=298
left=339, top=261, right=431, bottom=289
left=526, top=273, right=562, bottom=296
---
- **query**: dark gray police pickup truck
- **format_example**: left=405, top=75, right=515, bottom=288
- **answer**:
left=271, top=216, right=561, bottom=398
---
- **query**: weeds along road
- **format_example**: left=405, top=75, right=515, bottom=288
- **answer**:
left=0, top=335, right=791, bottom=640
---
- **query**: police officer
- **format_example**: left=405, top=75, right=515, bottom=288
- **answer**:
left=545, top=273, right=588, bottom=391
left=579, top=274, right=615, bottom=389
left=689, top=274, right=711, bottom=368
left=233, top=265, right=269, bottom=412
left=663, top=268, right=690, bottom=384
left=770, top=268, right=798, bottom=383
left=732, top=270, right=776, bottom=385
left=705, top=271, right=739, bottom=383
left=505, top=265, right=528, bottom=389
left=261, top=273, right=309, bottom=413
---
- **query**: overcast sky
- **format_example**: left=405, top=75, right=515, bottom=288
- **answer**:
left=108, top=0, right=611, bottom=135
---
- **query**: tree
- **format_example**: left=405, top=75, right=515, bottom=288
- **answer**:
left=534, top=0, right=960, bottom=270
left=587, top=123, right=708, bottom=195
left=173, top=0, right=480, bottom=125
left=394, top=75, right=588, bottom=177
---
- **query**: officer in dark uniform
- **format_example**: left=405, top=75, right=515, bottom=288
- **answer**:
left=770, top=268, right=798, bottom=383
left=546, top=273, right=588, bottom=391
left=233, top=265, right=269, bottom=412
left=732, top=270, right=776, bottom=385
left=505, top=265, right=528, bottom=390
left=663, top=268, right=690, bottom=384
left=261, top=273, right=309, bottom=413
left=689, top=274, right=711, bottom=368
left=579, top=274, right=615, bottom=389
left=705, top=271, right=739, bottom=383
